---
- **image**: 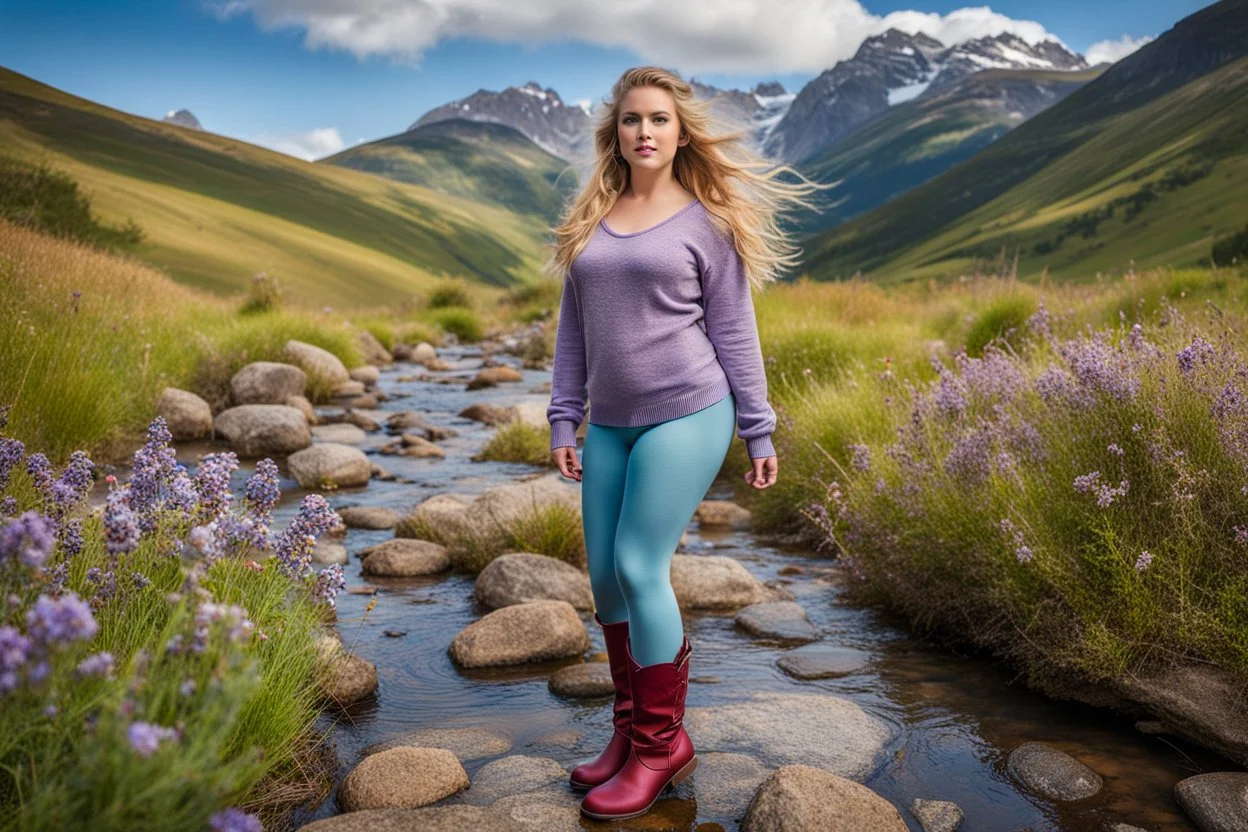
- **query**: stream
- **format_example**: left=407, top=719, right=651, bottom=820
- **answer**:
left=152, top=341, right=1237, bottom=831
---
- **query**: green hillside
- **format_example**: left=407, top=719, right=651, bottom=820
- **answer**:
left=321, top=117, right=574, bottom=221
left=790, top=67, right=1102, bottom=238
left=0, top=66, right=560, bottom=307
left=801, top=0, right=1248, bottom=282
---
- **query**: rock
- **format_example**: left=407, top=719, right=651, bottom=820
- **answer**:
left=361, top=727, right=513, bottom=761
left=696, top=500, right=753, bottom=530
left=424, top=424, right=459, bottom=441
left=489, top=793, right=581, bottom=831
left=671, top=554, right=766, bottom=610
left=312, top=423, right=367, bottom=444
left=312, top=540, right=348, bottom=565
left=338, top=507, right=398, bottom=530
left=909, top=797, right=964, bottom=832
left=1174, top=772, right=1248, bottom=832
left=387, top=410, right=435, bottom=431
left=343, top=410, right=382, bottom=432
left=1112, top=662, right=1248, bottom=768
left=356, top=330, right=393, bottom=366
left=396, top=493, right=475, bottom=541
left=287, top=443, right=371, bottom=489
left=459, top=403, right=512, bottom=425
left=1134, top=720, right=1168, bottom=735
left=475, top=552, right=593, bottom=611
left=684, top=692, right=894, bottom=778
left=776, top=645, right=872, bottom=680
left=467, top=366, right=524, bottom=390
left=283, top=339, right=350, bottom=387
left=350, top=365, right=381, bottom=386
left=345, top=393, right=379, bottom=410
left=229, top=361, right=307, bottom=405
left=213, top=405, right=311, bottom=457
left=338, top=746, right=469, bottom=811
left=694, top=753, right=773, bottom=820
left=361, top=539, right=450, bottom=577
left=319, top=643, right=378, bottom=705
left=1107, top=825, right=1151, bottom=832
left=399, top=435, right=447, bottom=458
left=735, top=601, right=819, bottom=642
left=285, top=394, right=319, bottom=426
left=298, top=805, right=517, bottom=832
left=333, top=380, right=367, bottom=398
left=741, top=765, right=907, bottom=832
left=448, top=600, right=589, bottom=668
left=465, top=474, right=580, bottom=536
left=548, top=663, right=614, bottom=697
left=155, top=388, right=212, bottom=440
left=460, top=755, right=568, bottom=806
left=507, top=401, right=549, bottom=429
left=411, top=342, right=437, bottom=364
left=1006, top=742, right=1103, bottom=801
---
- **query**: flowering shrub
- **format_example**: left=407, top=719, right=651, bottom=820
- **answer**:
left=803, top=299, right=1248, bottom=685
left=0, top=411, right=345, bottom=830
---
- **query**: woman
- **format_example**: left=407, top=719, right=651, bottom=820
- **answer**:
left=544, top=65, right=828, bottom=821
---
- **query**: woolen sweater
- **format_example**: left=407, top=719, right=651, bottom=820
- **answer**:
left=546, top=198, right=777, bottom=459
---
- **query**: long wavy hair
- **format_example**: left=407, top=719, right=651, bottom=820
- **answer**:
left=544, top=65, right=835, bottom=293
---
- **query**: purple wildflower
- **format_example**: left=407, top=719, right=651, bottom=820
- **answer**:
left=0, top=496, right=16, bottom=517
left=127, top=721, right=180, bottom=757
left=131, top=571, right=151, bottom=590
left=0, top=438, right=25, bottom=491
left=103, top=490, right=140, bottom=556
left=244, top=458, right=281, bottom=519
left=25, top=592, right=98, bottom=647
left=25, top=453, right=54, bottom=502
left=1233, top=525, right=1248, bottom=547
left=85, top=567, right=117, bottom=610
left=76, top=651, right=114, bottom=678
left=209, top=807, right=263, bottom=832
left=192, top=602, right=254, bottom=653
left=314, top=563, right=346, bottom=608
left=127, top=417, right=180, bottom=531
left=273, top=494, right=339, bottom=579
left=1, top=511, right=56, bottom=569
left=194, top=452, right=239, bottom=523
left=0, top=625, right=31, bottom=693
left=59, top=518, right=83, bottom=558
left=1176, top=337, right=1215, bottom=375
left=944, top=427, right=993, bottom=485
left=848, top=443, right=871, bottom=472
left=1134, top=549, right=1153, bottom=571
left=1107, top=443, right=1124, bottom=457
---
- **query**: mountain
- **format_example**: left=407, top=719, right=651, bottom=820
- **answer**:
left=798, top=0, right=1248, bottom=282
left=162, top=108, right=201, bottom=130
left=410, top=80, right=592, bottom=161
left=0, top=66, right=555, bottom=306
left=791, top=65, right=1102, bottom=236
left=320, top=117, right=574, bottom=220
left=763, top=29, right=1087, bottom=163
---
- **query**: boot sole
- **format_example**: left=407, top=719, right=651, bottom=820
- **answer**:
left=578, top=756, right=698, bottom=821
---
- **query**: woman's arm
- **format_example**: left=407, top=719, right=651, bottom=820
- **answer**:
left=546, top=273, right=588, bottom=450
left=700, top=232, right=777, bottom=459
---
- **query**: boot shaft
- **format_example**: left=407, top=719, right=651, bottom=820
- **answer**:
left=625, top=635, right=692, bottom=768
left=596, top=612, right=634, bottom=736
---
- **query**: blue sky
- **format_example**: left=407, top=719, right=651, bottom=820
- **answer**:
left=0, top=0, right=1216, bottom=160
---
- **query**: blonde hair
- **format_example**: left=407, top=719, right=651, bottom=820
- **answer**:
left=544, top=65, right=835, bottom=293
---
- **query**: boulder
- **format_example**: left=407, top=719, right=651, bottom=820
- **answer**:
left=318, top=638, right=378, bottom=706
left=361, top=539, right=450, bottom=577
left=694, top=753, right=773, bottom=821
left=338, top=746, right=469, bottom=812
left=395, top=493, right=474, bottom=541
left=333, top=380, right=367, bottom=398
left=735, top=601, right=819, bottom=642
left=696, top=499, right=753, bottom=530
left=360, top=727, right=512, bottom=761
left=287, top=443, right=371, bottom=489
left=285, top=394, right=319, bottom=426
left=507, top=401, right=549, bottom=429
left=474, top=552, right=593, bottom=610
left=467, top=366, right=524, bottom=390
left=1006, top=742, right=1103, bottom=801
left=448, top=600, right=589, bottom=668
left=459, top=755, right=568, bottom=806
left=213, top=405, right=311, bottom=457
left=312, top=540, right=349, bottom=565
left=350, top=365, right=381, bottom=386
left=776, top=645, right=872, bottom=680
left=671, top=554, right=766, bottom=610
left=229, top=361, right=306, bottom=405
left=411, top=342, right=437, bottom=364
left=283, top=339, right=350, bottom=387
left=459, top=403, right=512, bottom=425
left=338, top=507, right=398, bottom=530
left=741, top=765, right=907, bottom=832
left=909, top=798, right=965, bottom=832
left=312, top=423, right=367, bottom=445
left=298, top=805, right=516, bottom=832
left=155, top=388, right=212, bottom=440
left=548, top=663, right=615, bottom=698
left=1174, top=772, right=1248, bottom=832
left=356, top=330, right=393, bottom=366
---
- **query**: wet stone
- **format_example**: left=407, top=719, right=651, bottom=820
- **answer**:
left=361, top=726, right=513, bottom=761
left=909, top=797, right=965, bottom=832
left=548, top=662, right=615, bottom=698
left=1006, top=742, right=1103, bottom=801
left=776, top=645, right=872, bottom=680
left=735, top=601, right=819, bottom=642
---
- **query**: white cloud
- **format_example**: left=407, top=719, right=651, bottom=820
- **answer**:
left=202, top=0, right=1071, bottom=74
left=252, top=126, right=345, bottom=161
left=1085, top=33, right=1154, bottom=66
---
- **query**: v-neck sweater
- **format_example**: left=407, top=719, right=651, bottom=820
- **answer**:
left=546, top=198, right=777, bottom=459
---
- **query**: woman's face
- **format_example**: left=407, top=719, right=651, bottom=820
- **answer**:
left=616, top=85, right=686, bottom=171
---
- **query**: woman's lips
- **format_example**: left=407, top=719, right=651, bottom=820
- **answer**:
left=635, top=148, right=655, bottom=156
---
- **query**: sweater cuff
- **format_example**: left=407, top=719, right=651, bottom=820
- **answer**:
left=745, top=434, right=776, bottom=460
left=550, top=420, right=579, bottom=450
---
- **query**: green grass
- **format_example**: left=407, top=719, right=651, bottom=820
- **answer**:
left=473, top=422, right=554, bottom=467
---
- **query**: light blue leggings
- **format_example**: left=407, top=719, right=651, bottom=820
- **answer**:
left=581, top=392, right=736, bottom=667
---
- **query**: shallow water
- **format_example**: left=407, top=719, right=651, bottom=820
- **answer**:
left=129, top=344, right=1238, bottom=831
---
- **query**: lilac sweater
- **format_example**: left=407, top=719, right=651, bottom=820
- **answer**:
left=546, top=198, right=777, bottom=459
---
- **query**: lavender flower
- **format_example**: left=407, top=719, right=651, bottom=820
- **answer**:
left=1176, top=337, right=1215, bottom=375
left=1, top=511, right=56, bottom=569
left=25, top=453, right=53, bottom=502
left=314, top=564, right=346, bottom=608
left=76, top=651, right=114, bottom=678
left=0, top=625, right=31, bottom=693
left=0, top=496, right=16, bottom=517
left=131, top=571, right=151, bottom=590
left=103, top=490, right=140, bottom=556
left=848, top=443, right=871, bottom=472
left=85, top=567, right=117, bottom=610
left=273, top=495, right=339, bottom=579
left=59, top=518, right=84, bottom=558
left=194, top=452, right=239, bottom=523
left=0, top=438, right=24, bottom=491
left=245, top=458, right=281, bottom=520
left=1134, top=549, right=1153, bottom=571
left=127, top=721, right=180, bottom=757
left=209, top=807, right=263, bottom=832
left=25, top=592, right=98, bottom=647
left=192, top=602, right=254, bottom=653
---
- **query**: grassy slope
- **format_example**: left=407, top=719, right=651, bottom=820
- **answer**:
left=321, top=117, right=576, bottom=221
left=0, top=66, right=555, bottom=307
left=791, top=67, right=1102, bottom=238
left=800, top=0, right=1248, bottom=282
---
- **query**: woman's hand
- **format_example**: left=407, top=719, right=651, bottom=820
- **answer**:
left=553, top=446, right=582, bottom=482
left=745, top=455, right=778, bottom=489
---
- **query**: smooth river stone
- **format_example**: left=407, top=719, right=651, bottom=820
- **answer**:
left=1006, top=742, right=1103, bottom=801
left=776, top=645, right=872, bottom=680
left=734, top=601, right=819, bottom=642
left=548, top=662, right=614, bottom=697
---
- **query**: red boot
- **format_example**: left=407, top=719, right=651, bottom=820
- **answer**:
left=569, top=613, right=634, bottom=790
left=579, top=634, right=697, bottom=820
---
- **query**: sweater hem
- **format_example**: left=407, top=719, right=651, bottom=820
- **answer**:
left=587, top=376, right=733, bottom=427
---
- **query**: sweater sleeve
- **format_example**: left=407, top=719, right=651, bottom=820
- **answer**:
left=546, top=273, right=588, bottom=450
left=700, top=230, right=778, bottom=459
